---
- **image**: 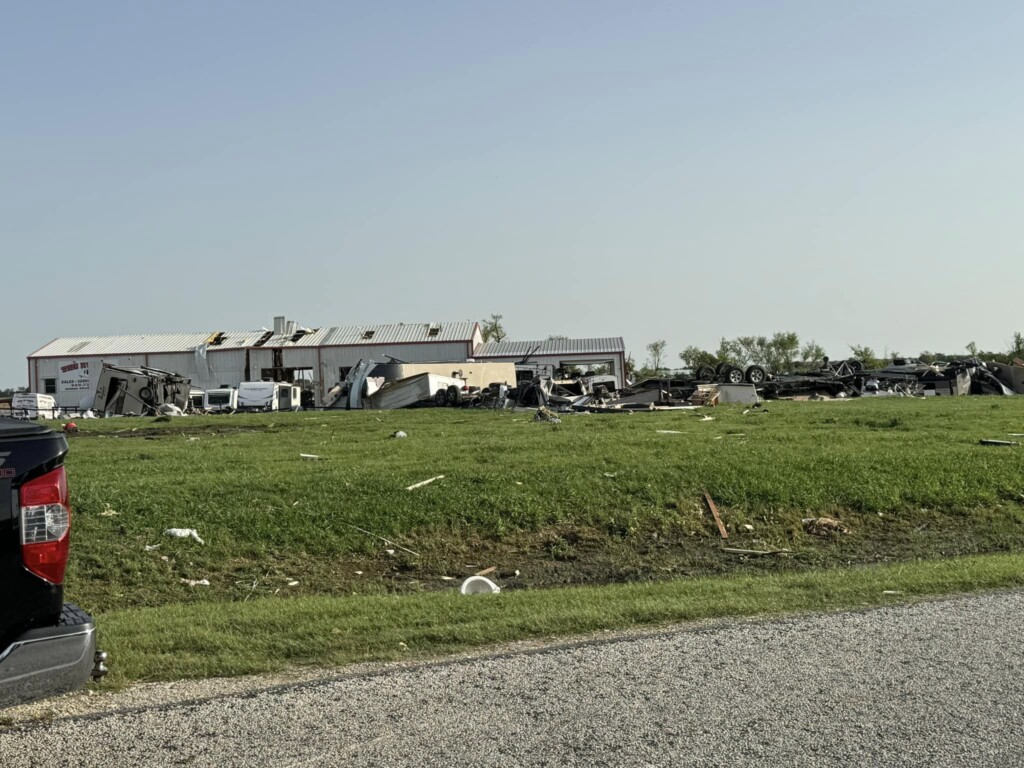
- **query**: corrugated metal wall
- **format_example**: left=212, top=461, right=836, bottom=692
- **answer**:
left=31, top=341, right=477, bottom=407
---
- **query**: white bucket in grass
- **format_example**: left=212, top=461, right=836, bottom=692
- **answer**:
left=460, top=576, right=501, bottom=595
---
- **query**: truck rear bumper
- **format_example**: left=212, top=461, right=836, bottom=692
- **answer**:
left=0, top=604, right=96, bottom=708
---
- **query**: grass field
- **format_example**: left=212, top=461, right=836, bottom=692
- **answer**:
left=50, top=397, right=1024, bottom=684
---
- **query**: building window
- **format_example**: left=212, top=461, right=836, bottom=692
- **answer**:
left=44, top=378, right=57, bottom=394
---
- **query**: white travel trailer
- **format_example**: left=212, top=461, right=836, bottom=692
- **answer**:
left=11, top=393, right=58, bottom=420
left=236, top=382, right=301, bottom=412
left=203, top=388, right=239, bottom=413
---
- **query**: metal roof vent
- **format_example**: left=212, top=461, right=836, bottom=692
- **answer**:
left=427, top=324, right=441, bottom=337
left=362, top=330, right=375, bottom=340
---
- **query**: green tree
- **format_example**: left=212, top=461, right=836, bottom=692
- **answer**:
left=769, top=331, right=800, bottom=372
left=849, top=345, right=879, bottom=369
left=714, top=338, right=743, bottom=365
left=678, top=345, right=717, bottom=370
left=800, top=340, right=827, bottom=367
left=480, top=314, right=507, bottom=343
left=646, top=340, right=668, bottom=372
left=1010, top=332, right=1024, bottom=358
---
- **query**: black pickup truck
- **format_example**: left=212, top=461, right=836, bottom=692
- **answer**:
left=0, top=417, right=104, bottom=708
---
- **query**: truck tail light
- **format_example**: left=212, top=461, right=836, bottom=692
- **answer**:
left=19, top=466, right=71, bottom=584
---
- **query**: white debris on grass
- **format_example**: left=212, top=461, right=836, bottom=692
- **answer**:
left=406, top=475, right=445, bottom=491
left=460, top=575, right=501, bottom=595
left=180, top=578, right=210, bottom=587
left=164, top=528, right=205, bottom=544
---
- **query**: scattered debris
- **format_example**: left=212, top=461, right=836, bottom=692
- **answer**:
left=390, top=431, right=408, bottom=439
left=882, top=590, right=904, bottom=595
left=534, top=407, right=562, bottom=424
left=699, top=416, right=715, bottom=422
left=300, top=453, right=322, bottom=460
left=342, top=522, right=421, bottom=557
left=702, top=492, right=729, bottom=540
left=164, top=528, right=205, bottom=544
left=144, top=544, right=160, bottom=552
left=721, top=547, right=791, bottom=556
left=603, top=472, right=617, bottom=478
left=980, top=439, right=1019, bottom=447
left=287, top=580, right=299, bottom=587
left=656, top=430, right=683, bottom=434
left=99, top=504, right=118, bottom=517
left=406, top=475, right=445, bottom=491
left=741, top=524, right=754, bottom=532
left=802, top=517, right=849, bottom=536
left=460, top=575, right=501, bottom=595
left=475, top=566, right=497, bottom=577
left=180, top=578, right=210, bottom=587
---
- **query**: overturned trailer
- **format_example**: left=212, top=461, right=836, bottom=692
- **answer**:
left=92, top=364, right=192, bottom=416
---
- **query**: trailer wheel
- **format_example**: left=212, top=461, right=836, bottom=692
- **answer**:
left=725, top=366, right=745, bottom=384
left=434, top=389, right=447, bottom=407
left=715, top=362, right=731, bottom=377
left=745, top=365, right=767, bottom=384
left=138, top=386, right=154, bottom=402
left=445, top=385, right=462, bottom=406
left=695, top=366, right=715, bottom=382
left=847, top=358, right=864, bottom=372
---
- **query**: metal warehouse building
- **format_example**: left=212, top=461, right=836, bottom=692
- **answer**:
left=475, top=338, right=627, bottom=384
left=27, top=318, right=626, bottom=408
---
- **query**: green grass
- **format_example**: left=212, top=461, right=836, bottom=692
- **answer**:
left=98, top=552, right=1024, bottom=685
left=45, top=397, right=1024, bottom=684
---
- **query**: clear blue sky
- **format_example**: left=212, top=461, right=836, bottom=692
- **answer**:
left=4, top=1, right=1022, bottom=386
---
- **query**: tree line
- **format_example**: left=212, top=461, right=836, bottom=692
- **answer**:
left=633, top=332, right=1024, bottom=379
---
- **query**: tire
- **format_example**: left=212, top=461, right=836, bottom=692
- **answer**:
left=434, top=389, right=447, bottom=407
left=138, top=386, right=154, bottom=402
left=745, top=365, right=767, bottom=385
left=695, top=366, right=715, bottom=382
left=847, top=359, right=864, bottom=372
left=445, top=385, right=462, bottom=406
left=715, top=362, right=731, bottom=377
left=726, top=366, right=745, bottom=384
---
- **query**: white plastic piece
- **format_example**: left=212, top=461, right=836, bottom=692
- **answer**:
left=460, top=576, right=501, bottom=595
left=406, top=475, right=444, bottom=491
left=164, top=528, right=205, bottom=544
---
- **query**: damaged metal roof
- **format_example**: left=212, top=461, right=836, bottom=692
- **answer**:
left=28, top=331, right=269, bottom=358
left=29, top=322, right=480, bottom=358
left=475, top=338, right=625, bottom=357
left=288, top=321, right=479, bottom=347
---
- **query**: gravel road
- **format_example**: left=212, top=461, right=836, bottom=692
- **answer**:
left=3, top=592, right=1023, bottom=767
